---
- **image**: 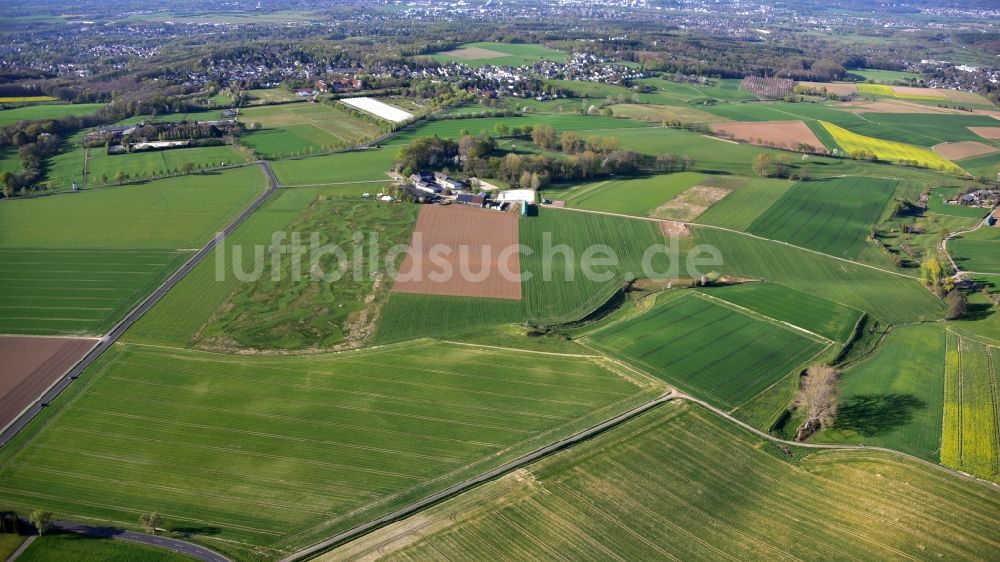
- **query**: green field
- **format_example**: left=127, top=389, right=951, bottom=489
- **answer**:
left=520, top=208, right=690, bottom=323
left=0, top=103, right=105, bottom=127
left=431, top=42, right=566, bottom=67
left=605, top=103, right=725, bottom=123
left=328, top=400, right=1000, bottom=562
left=0, top=341, right=661, bottom=560
left=374, top=293, right=526, bottom=344
left=697, top=282, right=863, bottom=343
left=0, top=147, right=21, bottom=175
left=387, top=114, right=649, bottom=147
left=196, top=199, right=418, bottom=351
left=816, top=324, right=946, bottom=460
left=544, top=172, right=705, bottom=216
left=949, top=227, right=1000, bottom=274
left=696, top=176, right=796, bottom=230
left=270, top=149, right=397, bottom=186
left=0, top=167, right=264, bottom=335
left=745, top=176, right=896, bottom=259
left=692, top=227, right=945, bottom=324
left=820, top=121, right=966, bottom=175
left=239, top=103, right=383, bottom=159
left=608, top=127, right=783, bottom=176
left=956, top=151, right=1000, bottom=181
left=942, top=331, right=999, bottom=482
left=17, top=533, right=195, bottom=562
left=85, top=146, right=249, bottom=186
left=848, top=68, right=922, bottom=83
left=587, top=292, right=829, bottom=411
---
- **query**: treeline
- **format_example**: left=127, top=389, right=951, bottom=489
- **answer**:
left=396, top=124, right=695, bottom=189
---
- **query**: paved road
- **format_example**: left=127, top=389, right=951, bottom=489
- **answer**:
left=277, top=392, right=677, bottom=562
left=0, top=162, right=279, bottom=447
left=51, top=521, right=231, bottom=562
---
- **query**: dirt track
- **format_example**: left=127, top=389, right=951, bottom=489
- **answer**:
left=711, top=120, right=826, bottom=152
left=0, top=336, right=95, bottom=430
left=392, top=205, right=522, bottom=300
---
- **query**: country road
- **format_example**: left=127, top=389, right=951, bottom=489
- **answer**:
left=50, top=521, right=231, bottom=562
left=0, top=162, right=279, bottom=447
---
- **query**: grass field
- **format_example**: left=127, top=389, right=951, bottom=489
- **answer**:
left=374, top=293, right=527, bottom=344
left=196, top=199, right=418, bottom=351
left=942, top=331, right=999, bottom=482
left=745, top=176, right=896, bottom=259
left=239, top=103, right=383, bottom=158
left=0, top=147, right=21, bottom=175
left=544, top=172, right=705, bottom=217
left=692, top=227, right=945, bottom=324
left=695, top=177, right=796, bottom=230
left=387, top=114, right=649, bottom=147
left=0, top=167, right=264, bottom=335
left=0, top=341, right=661, bottom=560
left=820, top=121, right=966, bottom=174
left=587, top=292, right=829, bottom=411
left=608, top=127, right=783, bottom=176
left=270, top=149, right=397, bottom=186
left=956, top=151, right=1000, bottom=181
left=697, top=282, right=863, bottom=343
left=0, top=103, right=105, bottom=127
left=848, top=68, right=921, bottom=83
left=520, top=208, right=691, bottom=323
left=606, top=103, right=726, bottom=124
left=949, top=227, right=1000, bottom=274
left=431, top=42, right=566, bottom=67
left=0, top=534, right=25, bottom=561
left=816, top=324, right=945, bottom=460
left=17, top=533, right=195, bottom=562
left=327, top=400, right=1000, bottom=562
left=85, top=146, right=249, bottom=186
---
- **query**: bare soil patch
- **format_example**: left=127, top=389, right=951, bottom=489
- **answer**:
left=797, top=82, right=858, bottom=97
left=392, top=205, right=522, bottom=300
left=440, top=46, right=508, bottom=60
left=654, top=185, right=733, bottom=222
left=0, top=336, right=94, bottom=429
left=968, top=127, right=1000, bottom=140
left=659, top=220, right=692, bottom=237
left=933, top=141, right=999, bottom=160
left=711, top=120, right=826, bottom=152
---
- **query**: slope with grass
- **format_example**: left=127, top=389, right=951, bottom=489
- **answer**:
left=587, top=292, right=829, bottom=411
left=85, top=146, right=249, bottom=186
left=745, top=176, right=896, bottom=259
left=239, top=103, right=383, bottom=159
left=327, top=400, right=1000, bottom=562
left=949, top=227, right=1000, bottom=274
left=0, top=341, right=660, bottom=560
left=551, top=172, right=705, bottom=217
left=692, top=227, right=944, bottom=324
left=816, top=324, right=946, bottom=461
left=942, top=332, right=999, bottom=482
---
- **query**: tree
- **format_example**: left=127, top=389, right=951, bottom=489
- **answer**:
left=602, top=107, right=614, bottom=117
left=560, top=130, right=580, bottom=154
left=139, top=512, right=161, bottom=534
left=946, top=290, right=968, bottom=320
left=531, top=124, right=555, bottom=150
left=29, top=510, right=53, bottom=535
left=493, top=123, right=509, bottom=136
left=100, top=173, right=108, bottom=185
left=794, top=365, right=839, bottom=441
left=920, top=257, right=944, bottom=293
left=752, top=153, right=772, bottom=177
left=180, top=162, right=195, bottom=175
left=114, top=170, right=127, bottom=185
left=249, top=122, right=262, bottom=130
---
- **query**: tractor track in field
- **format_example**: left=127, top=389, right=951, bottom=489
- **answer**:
left=0, top=161, right=280, bottom=449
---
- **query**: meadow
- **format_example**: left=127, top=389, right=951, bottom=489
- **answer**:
left=386, top=114, right=650, bottom=147
left=16, top=533, right=194, bottom=562
left=816, top=324, right=945, bottom=461
left=956, top=151, right=1000, bottom=181
left=847, top=68, right=921, bottom=83
left=0, top=167, right=264, bottom=336
left=745, top=176, right=896, bottom=259
left=587, top=292, right=829, bottom=411
left=695, top=176, right=796, bottom=230
left=327, top=400, right=1000, bottom=562
left=85, top=146, right=249, bottom=185
left=196, top=199, right=418, bottom=351
left=692, top=227, right=945, bottom=324
left=0, top=340, right=661, bottom=560
left=0, top=103, right=105, bottom=127
left=605, top=103, right=725, bottom=124
left=374, top=293, right=527, bottom=344
left=697, top=282, right=863, bottom=343
left=431, top=42, right=567, bottom=67
left=520, top=208, right=692, bottom=324
left=544, top=172, right=705, bottom=216
left=942, top=332, right=999, bottom=482
left=270, top=149, right=397, bottom=185
left=820, top=121, right=967, bottom=174
left=239, top=102, right=383, bottom=158
left=949, top=227, right=1000, bottom=274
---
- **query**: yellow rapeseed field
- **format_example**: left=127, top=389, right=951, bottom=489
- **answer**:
left=820, top=121, right=967, bottom=175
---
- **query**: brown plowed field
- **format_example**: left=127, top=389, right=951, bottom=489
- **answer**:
left=797, top=82, right=858, bottom=96
left=0, top=336, right=95, bottom=430
left=392, top=205, right=522, bottom=300
left=968, top=127, right=1000, bottom=140
left=933, top=141, right=999, bottom=160
left=711, top=120, right=826, bottom=152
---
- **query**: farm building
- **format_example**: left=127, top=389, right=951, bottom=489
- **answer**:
left=455, top=193, right=487, bottom=207
left=987, top=208, right=1000, bottom=227
left=497, top=189, right=536, bottom=204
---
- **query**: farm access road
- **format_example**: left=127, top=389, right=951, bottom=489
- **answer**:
left=0, top=161, right=279, bottom=448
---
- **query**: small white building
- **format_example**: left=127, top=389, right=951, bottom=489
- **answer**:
left=497, top=189, right=536, bottom=204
